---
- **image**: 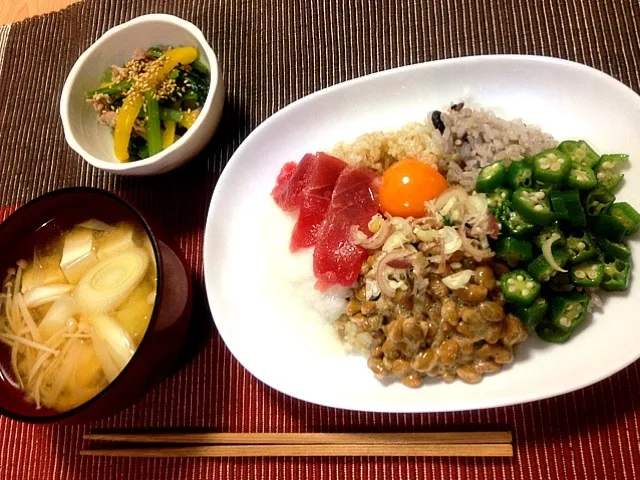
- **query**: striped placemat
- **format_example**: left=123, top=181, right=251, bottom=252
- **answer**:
left=0, top=1, right=639, bottom=479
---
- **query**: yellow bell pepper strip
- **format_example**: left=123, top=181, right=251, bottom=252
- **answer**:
left=113, top=47, right=198, bottom=162
left=179, top=109, right=200, bottom=129
left=162, top=120, right=177, bottom=149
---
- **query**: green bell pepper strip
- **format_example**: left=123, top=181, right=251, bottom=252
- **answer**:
left=500, top=270, right=541, bottom=307
left=506, top=162, right=534, bottom=190
left=564, top=233, right=599, bottom=265
left=475, top=162, right=507, bottom=193
left=536, top=323, right=572, bottom=343
left=549, top=292, right=590, bottom=333
left=593, top=213, right=627, bottom=242
left=514, top=296, right=548, bottom=328
left=566, top=164, right=597, bottom=190
left=594, top=154, right=627, bottom=191
left=499, top=205, right=538, bottom=238
left=495, top=237, right=534, bottom=267
left=534, top=222, right=567, bottom=249
left=597, top=238, right=631, bottom=261
left=608, top=202, right=640, bottom=236
left=584, top=186, right=615, bottom=217
left=558, top=140, right=600, bottom=169
left=533, top=148, right=572, bottom=186
left=511, top=188, right=554, bottom=225
left=527, top=249, right=570, bottom=282
left=487, top=188, right=511, bottom=214
left=549, top=190, right=586, bottom=227
left=570, top=260, right=604, bottom=287
left=144, top=91, right=163, bottom=157
left=600, top=257, right=631, bottom=291
left=85, top=80, right=132, bottom=99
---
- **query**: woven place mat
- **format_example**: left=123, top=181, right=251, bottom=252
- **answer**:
left=0, top=0, right=639, bottom=478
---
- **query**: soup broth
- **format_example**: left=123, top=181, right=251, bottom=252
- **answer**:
left=0, top=218, right=157, bottom=412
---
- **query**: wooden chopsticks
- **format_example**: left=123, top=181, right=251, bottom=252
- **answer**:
left=81, top=431, right=513, bottom=458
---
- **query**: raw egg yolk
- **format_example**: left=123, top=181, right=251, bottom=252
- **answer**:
left=379, top=159, right=449, bottom=217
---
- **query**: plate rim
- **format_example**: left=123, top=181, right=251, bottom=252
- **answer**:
left=204, top=54, right=640, bottom=412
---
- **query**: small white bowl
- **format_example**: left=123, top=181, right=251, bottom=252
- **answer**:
left=60, top=14, right=224, bottom=176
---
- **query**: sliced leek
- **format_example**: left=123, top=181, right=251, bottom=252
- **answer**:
left=22, top=284, right=74, bottom=309
left=90, top=327, right=120, bottom=382
left=74, top=249, right=149, bottom=313
left=91, top=314, right=135, bottom=381
left=38, top=295, right=75, bottom=341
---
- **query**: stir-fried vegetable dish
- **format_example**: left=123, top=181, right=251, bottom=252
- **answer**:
left=86, top=45, right=210, bottom=162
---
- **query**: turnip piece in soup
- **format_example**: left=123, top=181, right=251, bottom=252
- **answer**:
left=60, top=228, right=99, bottom=284
left=21, top=251, right=66, bottom=293
left=95, top=222, right=136, bottom=260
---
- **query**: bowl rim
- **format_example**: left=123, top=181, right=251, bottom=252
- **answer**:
left=59, top=13, right=219, bottom=173
left=0, top=187, right=164, bottom=423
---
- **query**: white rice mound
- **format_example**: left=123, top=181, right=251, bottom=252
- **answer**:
left=331, top=105, right=558, bottom=191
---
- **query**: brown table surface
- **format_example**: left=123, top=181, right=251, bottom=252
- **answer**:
left=0, top=0, right=79, bottom=25
left=0, top=1, right=639, bottom=479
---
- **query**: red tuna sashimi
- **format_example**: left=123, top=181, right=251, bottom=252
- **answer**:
left=313, top=166, right=380, bottom=289
left=290, top=153, right=347, bottom=251
left=271, top=154, right=316, bottom=211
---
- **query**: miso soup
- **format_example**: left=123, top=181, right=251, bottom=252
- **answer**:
left=0, top=218, right=157, bottom=412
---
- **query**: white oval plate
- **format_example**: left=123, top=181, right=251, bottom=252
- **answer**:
left=204, top=55, right=640, bottom=412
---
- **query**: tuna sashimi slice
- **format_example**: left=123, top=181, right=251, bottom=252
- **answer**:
left=271, top=153, right=316, bottom=211
left=290, top=153, right=347, bottom=251
left=313, top=166, right=380, bottom=289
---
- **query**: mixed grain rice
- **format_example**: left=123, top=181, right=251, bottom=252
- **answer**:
left=331, top=105, right=557, bottom=191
